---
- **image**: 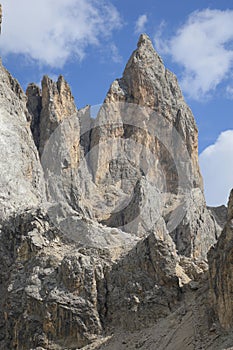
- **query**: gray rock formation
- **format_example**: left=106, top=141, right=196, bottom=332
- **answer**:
left=101, top=218, right=181, bottom=332
left=169, top=188, right=220, bottom=259
left=27, top=75, right=77, bottom=156
left=0, top=60, right=45, bottom=220
left=0, top=209, right=183, bottom=349
left=208, top=189, right=233, bottom=330
left=0, top=210, right=103, bottom=349
left=208, top=204, right=227, bottom=229
left=26, top=83, right=42, bottom=149
left=105, top=34, right=202, bottom=190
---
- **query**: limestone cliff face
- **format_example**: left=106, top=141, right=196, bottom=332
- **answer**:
left=105, top=34, right=201, bottom=190
left=0, top=60, right=45, bottom=219
left=208, top=189, right=233, bottom=330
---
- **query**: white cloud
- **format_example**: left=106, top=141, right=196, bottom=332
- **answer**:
left=135, top=14, right=148, bottom=34
left=155, top=9, right=233, bottom=100
left=199, top=130, right=233, bottom=206
left=0, top=0, right=122, bottom=67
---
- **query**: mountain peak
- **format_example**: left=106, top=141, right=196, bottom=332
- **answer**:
left=137, top=33, right=154, bottom=49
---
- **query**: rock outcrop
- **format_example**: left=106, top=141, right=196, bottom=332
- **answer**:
left=169, top=188, right=220, bottom=259
left=208, top=189, right=233, bottom=330
left=101, top=218, right=181, bottom=331
left=0, top=209, right=103, bottom=349
left=0, top=60, right=45, bottom=220
left=0, top=209, right=183, bottom=350
left=208, top=204, right=227, bottom=229
left=26, top=83, right=42, bottom=149
left=27, top=75, right=77, bottom=156
left=105, top=34, right=202, bottom=190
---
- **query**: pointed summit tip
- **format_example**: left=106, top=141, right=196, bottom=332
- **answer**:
left=137, top=33, right=153, bottom=49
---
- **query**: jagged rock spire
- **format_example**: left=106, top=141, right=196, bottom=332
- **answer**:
left=137, top=33, right=154, bottom=48
left=26, top=75, right=77, bottom=155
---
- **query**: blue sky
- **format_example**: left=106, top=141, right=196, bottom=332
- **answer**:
left=0, top=0, right=233, bottom=206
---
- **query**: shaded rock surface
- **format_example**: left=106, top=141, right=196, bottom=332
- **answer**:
left=0, top=210, right=182, bottom=350
left=208, top=190, right=233, bottom=330
left=168, top=188, right=220, bottom=259
left=82, top=275, right=233, bottom=350
left=0, top=210, right=103, bottom=349
left=208, top=205, right=227, bottom=229
left=26, top=83, right=42, bottom=149
left=101, top=218, right=181, bottom=331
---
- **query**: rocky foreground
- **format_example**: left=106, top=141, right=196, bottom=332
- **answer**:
left=0, top=34, right=232, bottom=350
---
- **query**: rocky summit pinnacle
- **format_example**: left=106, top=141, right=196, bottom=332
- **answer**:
left=137, top=33, right=154, bottom=48
left=0, top=35, right=232, bottom=350
left=26, top=74, right=77, bottom=156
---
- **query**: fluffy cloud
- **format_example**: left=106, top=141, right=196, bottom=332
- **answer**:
left=199, top=130, right=233, bottom=206
left=135, top=14, right=148, bottom=34
left=155, top=9, right=233, bottom=100
left=0, top=0, right=122, bottom=67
